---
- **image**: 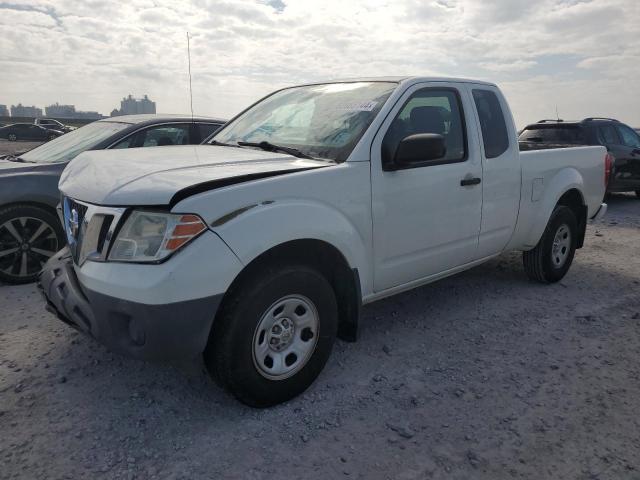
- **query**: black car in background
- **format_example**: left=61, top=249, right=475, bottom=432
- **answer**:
left=0, top=114, right=226, bottom=284
left=35, top=118, right=75, bottom=133
left=519, top=118, right=640, bottom=197
left=0, top=123, right=65, bottom=142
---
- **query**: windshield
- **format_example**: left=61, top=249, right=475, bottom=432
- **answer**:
left=211, top=82, right=398, bottom=162
left=20, top=121, right=129, bottom=163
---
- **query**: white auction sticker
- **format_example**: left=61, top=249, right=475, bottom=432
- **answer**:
left=339, top=101, right=378, bottom=112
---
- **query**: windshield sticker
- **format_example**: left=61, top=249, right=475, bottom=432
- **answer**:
left=339, top=101, right=378, bottom=112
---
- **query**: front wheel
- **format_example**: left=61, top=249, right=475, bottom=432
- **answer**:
left=205, top=264, right=338, bottom=407
left=0, top=204, right=65, bottom=284
left=7, top=133, right=17, bottom=141
left=523, top=205, right=578, bottom=283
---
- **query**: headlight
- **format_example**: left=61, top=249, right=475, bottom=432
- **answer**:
left=108, top=211, right=207, bottom=262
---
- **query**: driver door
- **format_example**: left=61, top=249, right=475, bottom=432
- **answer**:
left=370, top=83, right=483, bottom=292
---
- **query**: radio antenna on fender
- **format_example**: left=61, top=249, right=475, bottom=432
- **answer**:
left=187, top=31, right=194, bottom=119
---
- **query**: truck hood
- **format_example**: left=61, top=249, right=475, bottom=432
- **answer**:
left=59, top=145, right=333, bottom=206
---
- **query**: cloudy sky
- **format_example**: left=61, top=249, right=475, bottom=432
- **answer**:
left=0, top=0, right=638, bottom=127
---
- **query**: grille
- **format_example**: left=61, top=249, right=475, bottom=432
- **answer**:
left=69, top=198, right=88, bottom=220
left=62, top=197, right=122, bottom=265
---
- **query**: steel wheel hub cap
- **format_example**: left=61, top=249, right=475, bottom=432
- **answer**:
left=252, top=294, right=319, bottom=380
left=551, top=224, right=571, bottom=268
left=268, top=317, right=296, bottom=351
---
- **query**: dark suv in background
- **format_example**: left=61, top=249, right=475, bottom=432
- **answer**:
left=519, top=118, right=640, bottom=197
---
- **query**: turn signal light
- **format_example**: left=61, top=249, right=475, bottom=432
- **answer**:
left=604, top=152, right=613, bottom=188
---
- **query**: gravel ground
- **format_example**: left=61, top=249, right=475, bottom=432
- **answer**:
left=1, top=194, right=639, bottom=480
left=0, top=139, right=43, bottom=157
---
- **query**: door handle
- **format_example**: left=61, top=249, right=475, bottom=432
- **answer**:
left=460, top=177, right=481, bottom=186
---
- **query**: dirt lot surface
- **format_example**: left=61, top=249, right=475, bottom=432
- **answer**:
left=0, top=139, right=43, bottom=157
left=1, top=195, right=639, bottom=480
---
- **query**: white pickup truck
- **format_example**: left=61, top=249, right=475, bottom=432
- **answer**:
left=39, top=77, right=608, bottom=407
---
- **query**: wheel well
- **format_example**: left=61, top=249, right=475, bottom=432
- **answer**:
left=219, top=239, right=361, bottom=342
left=2, top=200, right=57, bottom=215
left=1, top=201, right=62, bottom=226
left=557, top=189, right=587, bottom=248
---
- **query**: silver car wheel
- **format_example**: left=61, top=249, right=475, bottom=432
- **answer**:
left=0, top=216, right=58, bottom=278
left=252, top=294, right=320, bottom=380
left=551, top=224, right=571, bottom=268
left=8, top=133, right=17, bottom=141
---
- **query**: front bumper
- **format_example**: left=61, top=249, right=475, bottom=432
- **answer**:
left=38, top=247, right=223, bottom=361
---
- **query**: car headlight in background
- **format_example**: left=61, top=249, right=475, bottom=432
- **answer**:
left=109, top=211, right=207, bottom=262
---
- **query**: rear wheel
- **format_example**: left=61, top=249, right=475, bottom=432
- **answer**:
left=7, top=133, right=17, bottom=141
left=0, top=205, right=64, bottom=284
left=523, top=206, right=578, bottom=283
left=635, top=190, right=640, bottom=198
left=204, top=264, right=338, bottom=407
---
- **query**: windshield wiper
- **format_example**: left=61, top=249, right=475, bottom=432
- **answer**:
left=209, top=140, right=241, bottom=148
left=237, top=141, right=315, bottom=160
left=3, top=155, right=34, bottom=163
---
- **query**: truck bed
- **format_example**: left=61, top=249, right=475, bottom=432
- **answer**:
left=508, top=145, right=606, bottom=250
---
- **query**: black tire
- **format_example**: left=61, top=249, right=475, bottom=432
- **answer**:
left=47, top=134, right=56, bottom=141
left=204, top=264, right=338, bottom=407
left=0, top=204, right=65, bottom=284
left=8, top=133, right=17, bottom=141
left=635, top=190, right=640, bottom=198
left=523, top=206, right=578, bottom=284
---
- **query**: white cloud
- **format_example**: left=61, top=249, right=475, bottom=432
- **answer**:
left=480, top=61, right=538, bottom=73
left=0, top=0, right=639, bottom=127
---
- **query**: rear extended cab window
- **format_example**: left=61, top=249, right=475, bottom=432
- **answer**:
left=472, top=89, right=509, bottom=158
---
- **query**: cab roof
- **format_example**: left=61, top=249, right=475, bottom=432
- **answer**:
left=98, top=114, right=227, bottom=125
left=294, top=76, right=498, bottom=88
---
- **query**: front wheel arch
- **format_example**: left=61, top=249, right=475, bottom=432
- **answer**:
left=211, top=239, right=361, bottom=346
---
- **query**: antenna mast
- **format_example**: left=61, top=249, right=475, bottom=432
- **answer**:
left=187, top=32, right=194, bottom=119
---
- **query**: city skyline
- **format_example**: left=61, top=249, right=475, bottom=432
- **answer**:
left=0, top=94, right=157, bottom=119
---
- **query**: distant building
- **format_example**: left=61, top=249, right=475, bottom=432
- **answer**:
left=74, top=110, right=103, bottom=120
left=11, top=103, right=42, bottom=118
left=45, top=103, right=103, bottom=120
left=0, top=105, right=9, bottom=117
left=45, top=103, right=76, bottom=117
left=111, top=94, right=156, bottom=116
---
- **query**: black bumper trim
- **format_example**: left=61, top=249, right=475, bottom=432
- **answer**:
left=38, top=247, right=223, bottom=361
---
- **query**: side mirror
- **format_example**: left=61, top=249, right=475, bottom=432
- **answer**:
left=392, top=134, right=447, bottom=169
